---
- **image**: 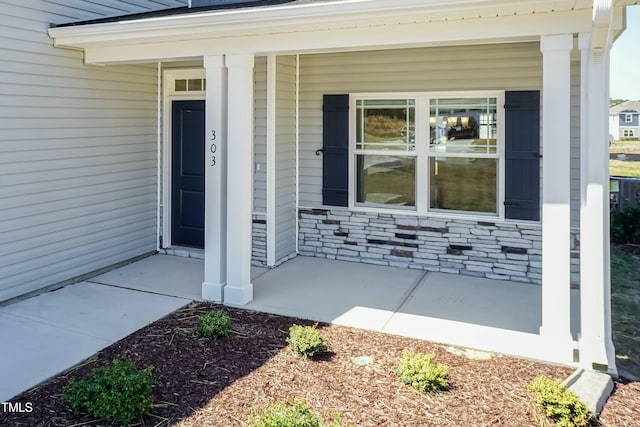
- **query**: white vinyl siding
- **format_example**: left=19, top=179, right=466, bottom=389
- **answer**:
left=254, top=56, right=267, bottom=213
left=298, top=42, right=581, bottom=224
left=0, top=1, right=181, bottom=302
left=274, top=56, right=297, bottom=261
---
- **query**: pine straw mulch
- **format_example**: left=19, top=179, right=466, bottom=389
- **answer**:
left=1, top=302, right=638, bottom=427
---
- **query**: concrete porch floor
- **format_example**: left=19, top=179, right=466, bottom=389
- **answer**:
left=92, top=254, right=580, bottom=363
left=1, top=253, right=581, bottom=402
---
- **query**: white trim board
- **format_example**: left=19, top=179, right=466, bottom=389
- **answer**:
left=162, top=68, right=206, bottom=249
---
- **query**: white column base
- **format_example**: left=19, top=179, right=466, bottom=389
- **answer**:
left=223, top=283, right=254, bottom=306
left=202, top=281, right=225, bottom=302
left=539, top=326, right=575, bottom=364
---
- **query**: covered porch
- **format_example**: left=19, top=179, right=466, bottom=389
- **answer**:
left=47, top=0, right=623, bottom=374
left=90, top=254, right=580, bottom=366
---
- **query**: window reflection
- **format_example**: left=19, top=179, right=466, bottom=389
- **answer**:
left=356, top=99, right=415, bottom=151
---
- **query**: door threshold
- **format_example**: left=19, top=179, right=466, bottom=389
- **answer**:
left=160, top=246, right=204, bottom=260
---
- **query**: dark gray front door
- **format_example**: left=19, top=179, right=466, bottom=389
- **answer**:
left=171, top=100, right=205, bottom=248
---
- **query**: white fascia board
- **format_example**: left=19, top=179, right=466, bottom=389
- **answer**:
left=81, top=9, right=594, bottom=64
left=591, top=0, right=614, bottom=53
left=49, top=0, right=590, bottom=49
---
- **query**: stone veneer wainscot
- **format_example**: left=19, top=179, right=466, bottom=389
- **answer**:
left=297, top=208, right=580, bottom=285
left=251, top=214, right=267, bottom=266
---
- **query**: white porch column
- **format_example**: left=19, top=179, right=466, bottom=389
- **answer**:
left=224, top=54, right=255, bottom=305
left=202, top=55, right=228, bottom=301
left=539, top=34, right=574, bottom=362
left=578, top=33, right=617, bottom=374
left=266, top=55, right=276, bottom=267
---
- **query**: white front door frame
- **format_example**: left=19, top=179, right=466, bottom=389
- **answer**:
left=161, top=68, right=206, bottom=249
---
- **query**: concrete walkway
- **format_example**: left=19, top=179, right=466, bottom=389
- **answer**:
left=1, top=253, right=582, bottom=402
left=89, top=254, right=580, bottom=362
left=0, top=281, right=190, bottom=402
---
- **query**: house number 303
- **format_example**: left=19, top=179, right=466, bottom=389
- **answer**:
left=210, top=130, right=217, bottom=167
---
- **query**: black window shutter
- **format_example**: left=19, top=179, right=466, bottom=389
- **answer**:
left=504, top=91, right=541, bottom=221
left=322, top=94, right=349, bottom=206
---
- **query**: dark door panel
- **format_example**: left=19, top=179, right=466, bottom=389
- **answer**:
left=172, top=100, right=205, bottom=248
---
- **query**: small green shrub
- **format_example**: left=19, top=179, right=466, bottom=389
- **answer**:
left=527, top=375, right=592, bottom=427
left=63, top=358, right=155, bottom=423
left=249, top=400, right=321, bottom=427
left=196, top=309, right=231, bottom=338
left=286, top=324, right=327, bottom=358
left=395, top=351, right=449, bottom=393
left=249, top=400, right=349, bottom=427
left=611, top=206, right=640, bottom=244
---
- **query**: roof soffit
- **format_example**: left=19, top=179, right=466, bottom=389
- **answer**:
left=49, top=0, right=598, bottom=48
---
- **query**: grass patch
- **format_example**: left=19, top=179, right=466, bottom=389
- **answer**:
left=611, top=248, right=640, bottom=378
left=610, top=160, right=640, bottom=177
left=609, top=140, right=640, bottom=176
left=610, top=140, right=640, bottom=154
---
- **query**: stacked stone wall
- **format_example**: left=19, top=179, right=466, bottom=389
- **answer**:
left=252, top=214, right=267, bottom=266
left=298, top=208, right=581, bottom=285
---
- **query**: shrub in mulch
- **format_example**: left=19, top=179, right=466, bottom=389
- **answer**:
left=248, top=399, right=348, bottom=427
left=286, top=324, right=327, bottom=358
left=395, top=351, right=449, bottom=394
left=63, top=357, right=155, bottom=423
left=1, top=302, right=636, bottom=426
left=526, top=376, right=591, bottom=427
left=196, top=309, right=231, bottom=339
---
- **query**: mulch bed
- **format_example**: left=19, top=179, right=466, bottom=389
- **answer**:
left=1, top=302, right=638, bottom=426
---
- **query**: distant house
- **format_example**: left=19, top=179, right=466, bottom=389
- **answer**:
left=1, top=0, right=636, bottom=376
left=610, top=100, right=640, bottom=140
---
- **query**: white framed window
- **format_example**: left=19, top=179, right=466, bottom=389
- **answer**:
left=352, top=97, right=417, bottom=208
left=165, top=69, right=206, bottom=96
left=349, top=91, right=504, bottom=218
left=625, top=113, right=633, bottom=123
left=623, top=129, right=636, bottom=137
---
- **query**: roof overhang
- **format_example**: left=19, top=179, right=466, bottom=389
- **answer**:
left=47, top=0, right=632, bottom=65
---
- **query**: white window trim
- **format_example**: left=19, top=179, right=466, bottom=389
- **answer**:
left=348, top=91, right=505, bottom=219
left=624, top=113, right=633, bottom=123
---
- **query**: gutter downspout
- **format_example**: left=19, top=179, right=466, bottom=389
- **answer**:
left=156, top=61, right=162, bottom=251
left=579, top=0, right=617, bottom=376
left=295, top=54, right=300, bottom=254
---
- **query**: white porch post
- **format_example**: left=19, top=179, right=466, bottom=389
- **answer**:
left=224, top=54, right=255, bottom=305
left=202, top=55, right=228, bottom=301
left=539, top=34, right=574, bottom=362
left=266, top=55, right=276, bottom=267
left=578, top=33, right=617, bottom=374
